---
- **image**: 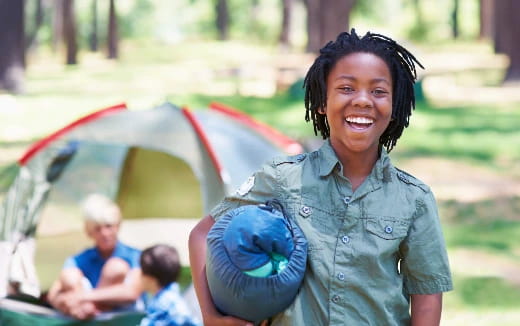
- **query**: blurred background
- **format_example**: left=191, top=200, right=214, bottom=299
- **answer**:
left=0, top=0, right=519, bottom=325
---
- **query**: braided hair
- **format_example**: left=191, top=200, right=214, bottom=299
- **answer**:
left=303, top=29, right=423, bottom=152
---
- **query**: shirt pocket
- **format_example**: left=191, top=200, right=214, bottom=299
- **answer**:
left=362, top=217, right=411, bottom=265
left=365, top=216, right=410, bottom=240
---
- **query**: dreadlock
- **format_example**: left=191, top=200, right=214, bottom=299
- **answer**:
left=303, top=29, right=423, bottom=152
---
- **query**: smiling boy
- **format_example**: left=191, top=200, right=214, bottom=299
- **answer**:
left=189, top=29, right=452, bottom=326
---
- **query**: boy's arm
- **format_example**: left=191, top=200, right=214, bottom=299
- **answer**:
left=188, top=215, right=253, bottom=326
left=410, top=293, right=442, bottom=326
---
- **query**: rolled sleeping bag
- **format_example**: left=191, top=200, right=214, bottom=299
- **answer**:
left=206, top=203, right=307, bottom=324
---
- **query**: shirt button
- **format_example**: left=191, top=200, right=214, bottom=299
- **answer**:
left=332, top=295, right=340, bottom=303
left=341, top=235, right=350, bottom=244
left=337, top=272, right=345, bottom=281
left=299, top=205, right=312, bottom=218
left=343, top=196, right=351, bottom=205
left=384, top=226, right=393, bottom=234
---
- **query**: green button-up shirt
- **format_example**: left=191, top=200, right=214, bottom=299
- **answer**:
left=211, top=140, right=453, bottom=325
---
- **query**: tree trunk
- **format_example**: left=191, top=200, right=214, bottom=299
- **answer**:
left=305, top=0, right=356, bottom=53
left=279, top=0, right=293, bottom=47
left=305, top=0, right=321, bottom=53
left=216, top=0, right=229, bottom=40
left=107, top=0, right=118, bottom=59
left=498, top=1, right=520, bottom=82
left=89, top=0, right=98, bottom=52
left=0, top=0, right=25, bottom=93
left=451, top=0, right=459, bottom=39
left=479, top=0, right=494, bottom=40
left=52, top=0, right=63, bottom=52
left=62, top=0, right=77, bottom=65
left=493, top=0, right=509, bottom=54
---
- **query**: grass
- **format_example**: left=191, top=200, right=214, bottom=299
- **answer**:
left=453, top=276, right=520, bottom=308
left=2, top=39, right=520, bottom=324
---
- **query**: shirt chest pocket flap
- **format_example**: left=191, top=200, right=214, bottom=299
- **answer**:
left=366, top=217, right=410, bottom=240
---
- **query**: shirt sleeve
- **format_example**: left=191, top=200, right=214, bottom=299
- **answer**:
left=62, top=256, right=77, bottom=269
left=210, top=160, right=279, bottom=221
left=129, top=249, right=141, bottom=269
left=399, top=190, right=453, bottom=294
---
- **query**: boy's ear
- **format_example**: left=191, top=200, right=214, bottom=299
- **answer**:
left=318, top=107, right=326, bottom=114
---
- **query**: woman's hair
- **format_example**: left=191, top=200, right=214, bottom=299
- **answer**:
left=140, top=244, right=181, bottom=288
left=304, top=29, right=423, bottom=152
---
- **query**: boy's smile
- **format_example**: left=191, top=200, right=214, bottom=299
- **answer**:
left=323, top=52, right=393, bottom=159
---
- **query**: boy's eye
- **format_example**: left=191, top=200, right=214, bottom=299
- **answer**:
left=340, top=86, right=354, bottom=92
left=372, top=89, right=388, bottom=96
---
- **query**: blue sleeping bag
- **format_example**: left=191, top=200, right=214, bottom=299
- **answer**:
left=206, top=203, right=307, bottom=324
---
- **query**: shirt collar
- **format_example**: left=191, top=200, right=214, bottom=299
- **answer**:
left=317, top=139, right=392, bottom=182
left=374, top=148, right=392, bottom=182
left=317, top=140, right=340, bottom=177
left=93, top=241, right=122, bottom=261
left=155, top=282, right=179, bottom=299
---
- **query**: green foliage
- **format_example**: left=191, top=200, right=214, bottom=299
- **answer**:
left=227, top=0, right=282, bottom=43
left=454, top=276, right=520, bottom=308
left=395, top=102, right=520, bottom=173
left=444, top=218, right=520, bottom=256
left=178, top=266, right=193, bottom=290
left=119, top=0, right=155, bottom=39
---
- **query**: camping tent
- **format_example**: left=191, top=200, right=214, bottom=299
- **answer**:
left=0, top=101, right=303, bottom=306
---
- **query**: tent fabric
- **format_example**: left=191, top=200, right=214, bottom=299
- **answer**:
left=206, top=204, right=307, bottom=324
left=0, top=101, right=300, bottom=242
left=0, top=298, right=145, bottom=326
left=0, top=101, right=303, bottom=305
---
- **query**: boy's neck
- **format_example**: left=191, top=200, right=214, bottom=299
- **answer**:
left=336, top=149, right=379, bottom=192
left=148, top=281, right=162, bottom=296
left=149, top=282, right=173, bottom=296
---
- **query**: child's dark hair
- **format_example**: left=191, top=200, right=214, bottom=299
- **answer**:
left=140, top=244, right=181, bottom=288
left=304, top=29, right=423, bottom=152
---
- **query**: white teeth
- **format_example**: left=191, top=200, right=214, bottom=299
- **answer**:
left=346, top=116, right=374, bottom=124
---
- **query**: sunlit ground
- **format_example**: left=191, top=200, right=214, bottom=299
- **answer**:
left=1, top=40, right=519, bottom=325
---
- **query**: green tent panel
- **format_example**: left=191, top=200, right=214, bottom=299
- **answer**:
left=117, top=147, right=203, bottom=219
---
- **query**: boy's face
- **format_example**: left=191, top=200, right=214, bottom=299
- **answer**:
left=86, top=221, right=120, bottom=254
left=322, top=52, right=392, bottom=158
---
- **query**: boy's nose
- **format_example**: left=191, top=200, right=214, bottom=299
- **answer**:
left=352, top=90, right=373, bottom=108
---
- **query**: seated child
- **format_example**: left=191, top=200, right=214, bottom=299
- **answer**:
left=139, top=244, right=201, bottom=326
